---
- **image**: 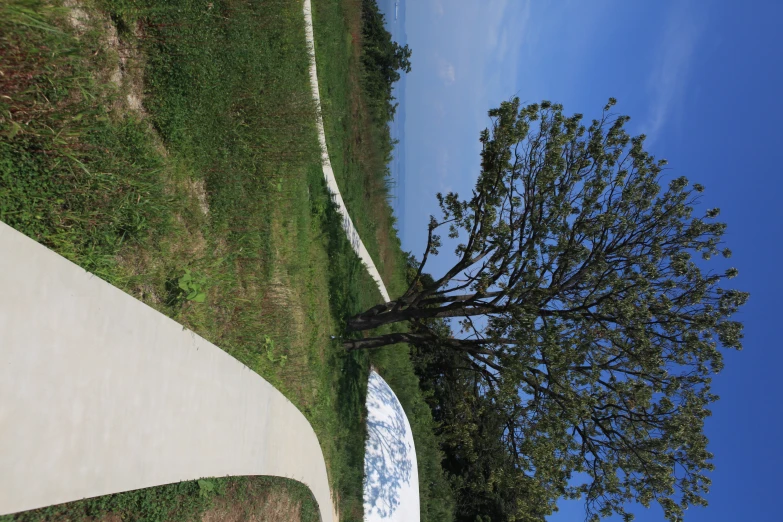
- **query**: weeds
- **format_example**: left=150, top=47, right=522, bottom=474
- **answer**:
left=175, top=268, right=207, bottom=304
left=1, top=476, right=319, bottom=522
left=263, top=335, right=287, bottom=368
left=1, top=0, right=453, bottom=520
left=1, top=1, right=169, bottom=276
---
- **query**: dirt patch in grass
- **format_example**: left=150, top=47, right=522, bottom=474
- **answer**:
left=92, top=514, right=123, bottom=522
left=200, top=478, right=320, bottom=522
left=63, top=0, right=90, bottom=32
left=187, top=178, right=210, bottom=215
left=99, top=13, right=148, bottom=117
left=344, top=0, right=363, bottom=60
left=202, top=492, right=301, bottom=522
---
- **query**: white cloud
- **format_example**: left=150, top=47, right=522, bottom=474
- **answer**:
left=433, top=0, right=444, bottom=18
left=643, top=3, right=703, bottom=145
left=485, top=0, right=529, bottom=65
left=438, top=59, right=456, bottom=85
left=469, top=0, right=531, bottom=143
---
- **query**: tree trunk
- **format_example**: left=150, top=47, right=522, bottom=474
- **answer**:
left=343, top=331, right=504, bottom=353
left=345, top=305, right=409, bottom=331
left=346, top=300, right=498, bottom=331
left=343, top=332, right=432, bottom=351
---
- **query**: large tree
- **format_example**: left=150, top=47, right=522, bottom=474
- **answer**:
left=345, top=98, right=748, bottom=521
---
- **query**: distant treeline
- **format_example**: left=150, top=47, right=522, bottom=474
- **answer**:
left=360, top=0, right=411, bottom=126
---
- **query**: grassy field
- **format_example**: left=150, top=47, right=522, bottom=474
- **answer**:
left=311, top=0, right=408, bottom=287
left=0, top=0, right=452, bottom=520
left=310, top=3, right=455, bottom=518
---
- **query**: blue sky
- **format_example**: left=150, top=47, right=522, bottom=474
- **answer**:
left=392, top=1, right=783, bottom=520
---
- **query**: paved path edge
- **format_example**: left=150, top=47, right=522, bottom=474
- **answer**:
left=0, top=222, right=335, bottom=522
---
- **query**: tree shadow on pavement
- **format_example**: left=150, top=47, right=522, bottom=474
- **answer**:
left=363, top=371, right=413, bottom=519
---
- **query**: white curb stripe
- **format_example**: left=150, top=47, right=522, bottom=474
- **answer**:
left=303, top=0, right=391, bottom=303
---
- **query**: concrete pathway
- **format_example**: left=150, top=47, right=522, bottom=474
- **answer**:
left=363, top=371, right=420, bottom=522
left=0, top=222, right=334, bottom=521
left=303, top=0, right=391, bottom=303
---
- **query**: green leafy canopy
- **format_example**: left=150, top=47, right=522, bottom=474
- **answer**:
left=347, top=98, right=748, bottom=521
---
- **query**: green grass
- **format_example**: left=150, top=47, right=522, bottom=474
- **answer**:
left=0, top=0, right=454, bottom=520
left=0, top=1, right=170, bottom=277
left=310, top=1, right=456, bottom=520
left=2, top=476, right=321, bottom=522
left=311, top=0, right=409, bottom=289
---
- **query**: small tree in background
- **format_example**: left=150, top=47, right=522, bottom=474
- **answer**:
left=345, top=98, right=748, bottom=521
